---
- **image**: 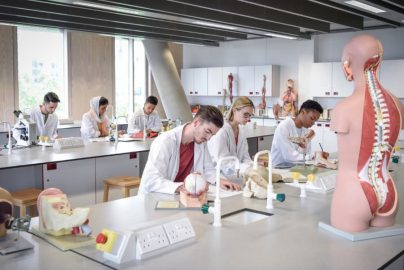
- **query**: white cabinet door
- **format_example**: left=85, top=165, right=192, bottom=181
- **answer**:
left=311, top=63, right=332, bottom=97
left=238, top=66, right=255, bottom=97
left=322, top=122, right=338, bottom=154
left=181, top=69, right=193, bottom=95
left=95, top=153, right=140, bottom=203
left=43, top=159, right=96, bottom=207
left=207, top=67, right=223, bottom=96
left=380, top=60, right=404, bottom=98
left=332, top=62, right=353, bottom=97
left=263, top=119, right=278, bottom=127
left=257, top=136, right=273, bottom=152
left=193, top=68, right=208, bottom=96
left=222, top=66, right=238, bottom=97
left=310, top=122, right=324, bottom=155
left=254, top=65, right=270, bottom=96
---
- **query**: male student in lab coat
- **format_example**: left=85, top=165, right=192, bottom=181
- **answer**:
left=139, top=105, right=241, bottom=194
left=271, top=99, right=325, bottom=167
left=128, top=95, right=162, bottom=134
left=30, top=92, right=60, bottom=139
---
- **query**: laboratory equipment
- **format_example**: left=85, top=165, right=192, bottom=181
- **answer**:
left=202, top=156, right=239, bottom=227
left=53, top=137, right=84, bottom=150
left=0, top=122, right=12, bottom=154
left=12, top=111, right=37, bottom=146
left=254, top=150, right=286, bottom=209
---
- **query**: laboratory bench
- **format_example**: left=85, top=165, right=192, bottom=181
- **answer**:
left=1, top=165, right=404, bottom=270
left=0, top=126, right=275, bottom=207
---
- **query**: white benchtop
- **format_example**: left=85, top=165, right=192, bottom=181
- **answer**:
left=0, top=126, right=275, bottom=169
left=2, top=166, right=403, bottom=270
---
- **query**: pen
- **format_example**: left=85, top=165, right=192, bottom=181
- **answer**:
left=319, top=143, right=324, bottom=152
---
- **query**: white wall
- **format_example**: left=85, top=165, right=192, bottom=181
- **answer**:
left=183, top=27, right=404, bottom=110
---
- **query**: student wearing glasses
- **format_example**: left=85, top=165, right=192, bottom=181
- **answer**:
left=139, top=105, right=240, bottom=195
left=208, top=97, right=255, bottom=181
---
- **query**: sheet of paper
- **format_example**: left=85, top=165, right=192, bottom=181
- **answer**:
left=208, top=185, right=242, bottom=199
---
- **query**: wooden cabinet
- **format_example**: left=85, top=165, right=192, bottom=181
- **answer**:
left=180, top=68, right=207, bottom=96
left=379, top=59, right=404, bottom=98
left=311, top=62, right=353, bottom=97
left=43, top=159, right=96, bottom=207
left=95, top=153, right=140, bottom=203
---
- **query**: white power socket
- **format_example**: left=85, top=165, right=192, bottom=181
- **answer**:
left=136, top=225, right=169, bottom=260
left=163, top=218, right=196, bottom=245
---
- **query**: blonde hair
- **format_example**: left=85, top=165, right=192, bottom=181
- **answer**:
left=226, top=96, right=254, bottom=121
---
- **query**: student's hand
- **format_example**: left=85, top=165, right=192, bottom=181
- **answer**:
left=321, top=151, right=330, bottom=159
left=220, top=179, right=241, bottom=191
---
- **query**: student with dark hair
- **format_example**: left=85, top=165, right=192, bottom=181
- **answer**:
left=30, top=91, right=61, bottom=139
left=128, top=95, right=162, bottom=134
left=80, top=96, right=110, bottom=138
left=271, top=99, right=324, bottom=167
left=139, top=105, right=241, bottom=194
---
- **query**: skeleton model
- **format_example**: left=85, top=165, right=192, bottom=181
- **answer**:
left=330, top=35, right=404, bottom=232
left=242, top=165, right=282, bottom=199
left=228, top=73, right=234, bottom=105
left=259, top=75, right=267, bottom=110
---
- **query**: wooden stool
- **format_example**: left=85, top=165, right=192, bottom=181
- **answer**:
left=10, top=188, right=42, bottom=217
left=103, top=176, right=141, bottom=202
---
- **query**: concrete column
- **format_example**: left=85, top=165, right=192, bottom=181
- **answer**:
left=142, top=40, right=192, bottom=122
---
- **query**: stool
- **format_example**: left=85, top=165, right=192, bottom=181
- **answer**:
left=103, top=176, right=141, bottom=202
left=10, top=188, right=42, bottom=217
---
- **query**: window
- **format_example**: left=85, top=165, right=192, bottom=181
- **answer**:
left=17, top=27, right=68, bottom=118
left=115, top=38, right=146, bottom=119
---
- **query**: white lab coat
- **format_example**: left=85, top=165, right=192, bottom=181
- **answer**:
left=270, top=117, right=311, bottom=167
left=29, top=107, right=59, bottom=139
left=139, top=124, right=217, bottom=195
left=208, top=121, right=252, bottom=176
left=80, top=96, right=110, bottom=139
left=128, top=108, right=162, bottom=133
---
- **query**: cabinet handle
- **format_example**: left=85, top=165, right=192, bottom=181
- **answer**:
left=325, top=123, right=330, bottom=127
left=129, top=152, right=137, bottom=159
left=325, top=91, right=330, bottom=96
left=317, top=123, right=322, bottom=127
left=256, top=92, right=260, bottom=95
left=189, top=91, right=193, bottom=94
left=259, top=137, right=264, bottom=141
left=333, top=91, right=338, bottom=95
left=195, top=91, right=198, bottom=94
left=249, top=91, right=253, bottom=95
left=47, top=163, right=57, bottom=170
left=46, top=178, right=50, bottom=182
left=218, top=91, right=221, bottom=95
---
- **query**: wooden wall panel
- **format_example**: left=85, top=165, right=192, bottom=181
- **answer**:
left=0, top=25, right=17, bottom=124
left=69, top=31, right=114, bottom=120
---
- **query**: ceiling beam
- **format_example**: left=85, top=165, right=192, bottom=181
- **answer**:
left=367, top=0, right=404, bottom=14
left=310, top=0, right=402, bottom=27
left=238, top=0, right=363, bottom=30
left=0, top=5, right=226, bottom=41
left=0, top=12, right=219, bottom=46
left=166, top=0, right=330, bottom=32
left=382, top=0, right=404, bottom=9
left=84, top=0, right=305, bottom=37
left=3, top=0, right=247, bottom=39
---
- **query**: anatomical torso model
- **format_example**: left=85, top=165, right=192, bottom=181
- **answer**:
left=330, top=35, right=404, bottom=232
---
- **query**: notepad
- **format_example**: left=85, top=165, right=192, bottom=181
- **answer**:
left=155, top=200, right=180, bottom=209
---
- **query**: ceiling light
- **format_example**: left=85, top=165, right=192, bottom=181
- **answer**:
left=192, top=21, right=238, bottom=30
left=345, top=1, right=386, bottom=13
left=265, top=33, right=297, bottom=40
left=73, top=1, right=142, bottom=15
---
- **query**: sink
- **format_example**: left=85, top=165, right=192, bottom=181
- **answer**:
left=222, top=208, right=273, bottom=225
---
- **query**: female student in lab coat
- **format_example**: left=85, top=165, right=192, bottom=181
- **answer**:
left=208, top=96, right=254, bottom=180
left=80, top=96, right=110, bottom=138
left=30, top=92, right=60, bottom=139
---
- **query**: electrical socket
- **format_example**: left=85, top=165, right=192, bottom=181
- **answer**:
left=136, top=225, right=169, bottom=258
left=163, top=217, right=196, bottom=245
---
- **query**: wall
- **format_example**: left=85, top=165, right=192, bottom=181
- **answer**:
left=69, top=31, right=114, bottom=120
left=182, top=27, right=404, bottom=111
left=0, top=25, right=17, bottom=124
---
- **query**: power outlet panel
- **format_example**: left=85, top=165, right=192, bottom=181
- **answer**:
left=163, top=218, right=196, bottom=245
left=136, top=225, right=169, bottom=260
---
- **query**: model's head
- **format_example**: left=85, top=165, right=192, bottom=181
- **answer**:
left=42, top=92, right=60, bottom=115
left=342, top=34, right=383, bottom=81
left=192, top=105, right=223, bottom=144
left=226, top=96, right=254, bottom=125
left=298, top=100, right=323, bottom=128
left=144, top=96, right=158, bottom=115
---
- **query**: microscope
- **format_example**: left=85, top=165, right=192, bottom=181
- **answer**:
left=12, top=110, right=37, bottom=147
